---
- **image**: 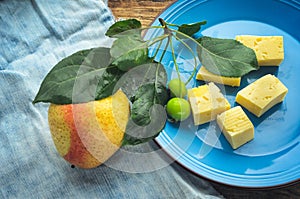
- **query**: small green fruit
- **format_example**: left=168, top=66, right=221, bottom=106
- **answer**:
left=168, top=78, right=187, bottom=98
left=166, top=97, right=191, bottom=121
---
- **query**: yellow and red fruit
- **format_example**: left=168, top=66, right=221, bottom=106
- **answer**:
left=48, top=90, right=130, bottom=169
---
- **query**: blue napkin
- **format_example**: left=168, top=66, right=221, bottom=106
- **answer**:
left=0, top=0, right=222, bottom=198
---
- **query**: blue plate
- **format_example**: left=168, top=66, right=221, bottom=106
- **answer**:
left=148, top=0, right=300, bottom=188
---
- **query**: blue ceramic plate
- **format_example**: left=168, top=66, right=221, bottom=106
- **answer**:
left=148, top=0, right=300, bottom=188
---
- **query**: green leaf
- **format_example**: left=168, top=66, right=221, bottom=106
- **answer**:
left=117, top=63, right=168, bottom=146
left=33, top=47, right=125, bottom=104
left=131, top=83, right=168, bottom=126
left=105, top=19, right=141, bottom=37
left=177, top=20, right=207, bottom=38
left=110, top=33, right=150, bottom=71
left=122, top=83, right=168, bottom=146
left=197, top=36, right=259, bottom=77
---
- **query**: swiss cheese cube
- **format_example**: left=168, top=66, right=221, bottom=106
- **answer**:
left=235, top=35, right=284, bottom=66
left=217, top=106, right=254, bottom=149
left=188, top=82, right=230, bottom=125
left=196, top=66, right=241, bottom=87
left=236, top=74, right=288, bottom=117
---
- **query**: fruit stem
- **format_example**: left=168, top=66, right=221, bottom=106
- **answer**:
left=147, top=34, right=169, bottom=59
left=169, top=35, right=182, bottom=82
left=158, top=34, right=171, bottom=64
left=172, top=30, right=199, bottom=85
left=152, top=19, right=201, bottom=87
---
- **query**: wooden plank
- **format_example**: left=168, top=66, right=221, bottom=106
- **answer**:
left=108, top=0, right=176, bottom=26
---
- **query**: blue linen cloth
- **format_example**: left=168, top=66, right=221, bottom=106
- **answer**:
left=0, top=0, right=222, bottom=198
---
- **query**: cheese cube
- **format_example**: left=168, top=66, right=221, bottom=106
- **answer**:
left=196, top=66, right=241, bottom=87
left=236, top=74, right=288, bottom=117
left=188, top=82, right=231, bottom=125
left=217, top=106, right=254, bottom=149
left=235, top=35, right=284, bottom=66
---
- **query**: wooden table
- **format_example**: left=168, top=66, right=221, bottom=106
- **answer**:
left=108, top=1, right=300, bottom=198
left=108, top=0, right=175, bottom=26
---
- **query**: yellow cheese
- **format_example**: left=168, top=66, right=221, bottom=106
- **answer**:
left=235, top=35, right=284, bottom=66
left=236, top=74, right=288, bottom=117
left=196, top=66, right=241, bottom=87
left=188, top=82, right=231, bottom=125
left=217, top=106, right=254, bottom=149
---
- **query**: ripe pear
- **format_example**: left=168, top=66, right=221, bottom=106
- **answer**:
left=48, top=90, right=130, bottom=169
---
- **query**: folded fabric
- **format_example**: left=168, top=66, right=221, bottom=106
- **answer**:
left=0, top=0, right=222, bottom=198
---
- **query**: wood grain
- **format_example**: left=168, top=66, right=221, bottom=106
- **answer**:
left=108, top=0, right=176, bottom=26
left=108, top=1, right=300, bottom=198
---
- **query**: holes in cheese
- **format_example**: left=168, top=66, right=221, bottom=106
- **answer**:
left=235, top=35, right=284, bottom=66
left=235, top=74, right=288, bottom=117
left=188, top=82, right=230, bottom=125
